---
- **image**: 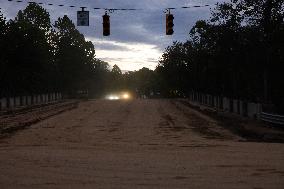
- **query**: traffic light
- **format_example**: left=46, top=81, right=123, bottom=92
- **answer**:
left=166, top=13, right=174, bottom=35
left=103, top=13, right=110, bottom=36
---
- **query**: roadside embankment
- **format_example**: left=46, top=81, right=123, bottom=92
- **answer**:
left=177, top=99, right=284, bottom=143
left=0, top=101, right=78, bottom=137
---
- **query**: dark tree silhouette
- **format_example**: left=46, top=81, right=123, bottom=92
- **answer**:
left=0, top=3, right=110, bottom=98
left=156, top=0, right=284, bottom=111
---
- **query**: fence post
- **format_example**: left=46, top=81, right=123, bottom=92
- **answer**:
left=23, top=96, right=27, bottom=106
left=44, top=94, right=47, bottom=103
left=233, top=99, right=238, bottom=114
left=229, top=99, right=234, bottom=113
left=15, top=97, right=20, bottom=107
left=36, top=95, right=38, bottom=104
left=248, top=102, right=261, bottom=119
left=9, top=97, right=15, bottom=109
left=40, top=94, right=43, bottom=104
left=0, top=98, right=7, bottom=110
left=214, top=96, right=218, bottom=109
left=32, top=95, right=35, bottom=105
left=239, top=100, right=243, bottom=115
left=206, top=95, right=209, bottom=105
left=220, top=96, right=223, bottom=110
left=242, top=101, right=248, bottom=117
left=35, top=95, right=38, bottom=104
left=36, top=95, right=40, bottom=104
left=223, top=97, right=229, bottom=112
left=27, top=96, right=31, bottom=105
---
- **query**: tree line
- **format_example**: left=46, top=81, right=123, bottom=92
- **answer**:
left=100, top=0, right=284, bottom=108
left=0, top=3, right=114, bottom=98
left=154, top=0, right=284, bottom=112
left=0, top=1, right=283, bottom=112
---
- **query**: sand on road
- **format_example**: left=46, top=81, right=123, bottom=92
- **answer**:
left=0, top=99, right=283, bottom=188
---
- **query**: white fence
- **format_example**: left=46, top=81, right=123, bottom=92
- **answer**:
left=0, top=93, right=62, bottom=111
left=260, top=112, right=284, bottom=125
left=188, top=92, right=262, bottom=119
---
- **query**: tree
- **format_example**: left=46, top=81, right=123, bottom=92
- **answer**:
left=133, top=67, right=156, bottom=97
left=54, top=15, right=96, bottom=94
left=155, top=0, right=283, bottom=112
left=1, top=3, right=54, bottom=96
left=157, top=41, right=190, bottom=97
left=211, top=0, right=284, bottom=101
left=0, top=4, right=109, bottom=98
left=90, top=59, right=110, bottom=97
left=106, top=64, right=123, bottom=92
left=16, top=2, right=51, bottom=32
left=111, top=64, right=122, bottom=75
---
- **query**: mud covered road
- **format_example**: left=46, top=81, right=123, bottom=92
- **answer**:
left=0, top=99, right=283, bottom=188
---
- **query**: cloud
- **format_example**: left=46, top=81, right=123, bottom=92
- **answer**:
left=91, top=40, right=162, bottom=71
left=94, top=42, right=130, bottom=51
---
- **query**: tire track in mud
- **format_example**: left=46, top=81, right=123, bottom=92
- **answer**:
left=84, top=100, right=133, bottom=145
left=171, top=100, right=242, bottom=141
left=0, top=101, right=78, bottom=139
left=155, top=100, right=202, bottom=145
left=152, top=100, right=230, bottom=148
left=156, top=99, right=239, bottom=141
left=100, top=101, right=132, bottom=134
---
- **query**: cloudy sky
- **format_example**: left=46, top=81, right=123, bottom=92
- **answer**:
left=0, top=0, right=228, bottom=71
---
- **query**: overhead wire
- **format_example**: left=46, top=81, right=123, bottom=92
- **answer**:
left=5, top=0, right=213, bottom=36
left=6, top=0, right=212, bottom=11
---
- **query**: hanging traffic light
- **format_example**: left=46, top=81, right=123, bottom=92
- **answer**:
left=103, top=13, right=110, bottom=36
left=166, top=13, right=174, bottom=35
left=77, top=7, right=89, bottom=26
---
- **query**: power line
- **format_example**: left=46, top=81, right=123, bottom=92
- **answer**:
left=5, top=0, right=213, bottom=36
left=6, top=0, right=212, bottom=11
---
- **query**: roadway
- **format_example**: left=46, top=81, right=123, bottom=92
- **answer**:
left=0, top=99, right=283, bottom=188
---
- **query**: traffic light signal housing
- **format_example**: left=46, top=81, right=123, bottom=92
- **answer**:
left=103, top=13, right=110, bottom=36
left=166, top=13, right=174, bottom=35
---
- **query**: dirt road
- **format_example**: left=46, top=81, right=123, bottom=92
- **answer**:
left=0, top=99, right=283, bottom=188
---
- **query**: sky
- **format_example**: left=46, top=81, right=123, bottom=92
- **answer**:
left=0, top=0, right=228, bottom=71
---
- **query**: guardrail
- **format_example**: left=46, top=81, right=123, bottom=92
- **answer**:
left=260, top=112, right=284, bottom=125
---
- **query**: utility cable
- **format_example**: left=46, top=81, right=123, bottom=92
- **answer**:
left=6, top=0, right=211, bottom=12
